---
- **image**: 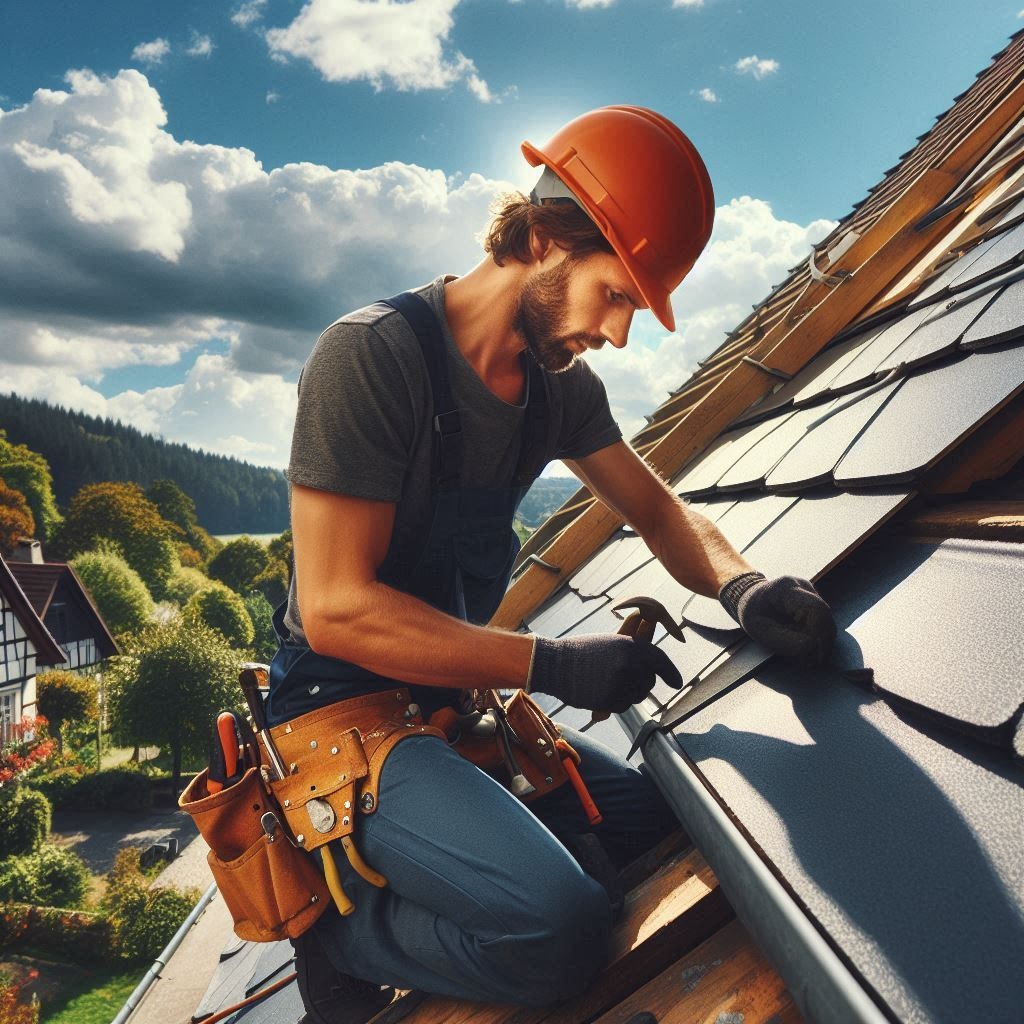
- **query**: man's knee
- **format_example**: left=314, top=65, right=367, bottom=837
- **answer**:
left=498, top=874, right=613, bottom=1006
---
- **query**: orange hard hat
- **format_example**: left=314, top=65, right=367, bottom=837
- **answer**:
left=522, top=105, right=714, bottom=332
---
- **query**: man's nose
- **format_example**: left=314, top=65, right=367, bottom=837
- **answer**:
left=601, top=308, right=634, bottom=349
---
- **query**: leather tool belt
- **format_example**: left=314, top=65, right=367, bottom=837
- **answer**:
left=180, top=686, right=444, bottom=942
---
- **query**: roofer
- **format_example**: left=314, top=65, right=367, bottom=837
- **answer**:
left=269, top=106, right=837, bottom=1023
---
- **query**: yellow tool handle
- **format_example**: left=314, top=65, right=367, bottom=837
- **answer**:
left=321, top=846, right=355, bottom=916
left=341, top=835, right=388, bottom=888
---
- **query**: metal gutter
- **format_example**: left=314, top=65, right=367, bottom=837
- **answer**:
left=622, top=705, right=891, bottom=1024
left=110, top=881, right=218, bottom=1024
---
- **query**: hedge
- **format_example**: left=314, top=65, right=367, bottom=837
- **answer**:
left=0, top=904, right=113, bottom=963
left=32, top=768, right=152, bottom=812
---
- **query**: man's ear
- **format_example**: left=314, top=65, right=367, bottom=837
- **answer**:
left=528, top=224, right=555, bottom=265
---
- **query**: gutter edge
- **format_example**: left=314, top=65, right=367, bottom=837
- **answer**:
left=623, top=705, right=891, bottom=1024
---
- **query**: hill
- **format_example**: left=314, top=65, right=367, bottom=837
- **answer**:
left=0, top=393, right=288, bottom=534
left=516, top=476, right=579, bottom=529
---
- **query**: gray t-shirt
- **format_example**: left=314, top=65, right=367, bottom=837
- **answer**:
left=283, top=275, right=621, bottom=641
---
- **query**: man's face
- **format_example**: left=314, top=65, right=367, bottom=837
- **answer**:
left=514, top=250, right=643, bottom=373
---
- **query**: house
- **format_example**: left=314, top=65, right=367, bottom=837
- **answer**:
left=7, top=542, right=119, bottom=673
left=121, top=29, right=1024, bottom=1024
left=0, top=554, right=65, bottom=743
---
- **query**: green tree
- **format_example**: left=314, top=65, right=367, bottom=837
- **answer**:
left=35, top=670, right=98, bottom=754
left=146, top=478, right=219, bottom=562
left=0, top=479, right=35, bottom=555
left=0, top=429, right=62, bottom=542
left=55, top=482, right=178, bottom=599
left=165, top=565, right=213, bottom=607
left=71, top=548, right=154, bottom=635
left=243, top=592, right=277, bottom=662
left=184, top=584, right=255, bottom=648
left=267, top=529, right=293, bottom=567
left=106, top=619, right=243, bottom=794
left=0, top=845, right=90, bottom=908
left=207, top=536, right=270, bottom=594
left=0, top=786, right=51, bottom=859
left=253, top=558, right=289, bottom=607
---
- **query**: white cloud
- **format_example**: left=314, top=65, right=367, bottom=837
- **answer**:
left=565, top=0, right=616, bottom=8
left=266, top=90, right=280, bottom=104
left=673, top=0, right=705, bottom=7
left=264, top=0, right=493, bottom=101
left=131, top=38, right=171, bottom=65
left=232, top=0, right=267, bottom=28
left=697, top=87, right=718, bottom=103
left=735, top=55, right=779, bottom=79
left=186, top=33, right=214, bottom=58
left=585, top=196, right=836, bottom=443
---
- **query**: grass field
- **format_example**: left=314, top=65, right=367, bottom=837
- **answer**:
left=41, top=966, right=140, bottom=1024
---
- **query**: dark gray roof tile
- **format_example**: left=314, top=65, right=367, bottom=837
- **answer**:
left=765, top=381, right=903, bottom=491
left=960, top=276, right=1024, bottom=349
left=834, top=344, right=1024, bottom=484
left=947, top=218, right=1024, bottom=291
left=525, top=590, right=608, bottom=637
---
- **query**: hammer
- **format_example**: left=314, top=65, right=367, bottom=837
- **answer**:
left=590, top=595, right=686, bottom=725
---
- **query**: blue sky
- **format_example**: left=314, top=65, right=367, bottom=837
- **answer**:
left=1, top=0, right=1019, bottom=470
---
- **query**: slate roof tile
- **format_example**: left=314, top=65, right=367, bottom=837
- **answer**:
left=961, top=274, right=1024, bottom=347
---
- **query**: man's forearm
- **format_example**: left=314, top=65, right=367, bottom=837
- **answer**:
left=643, top=494, right=752, bottom=599
left=301, top=580, right=535, bottom=690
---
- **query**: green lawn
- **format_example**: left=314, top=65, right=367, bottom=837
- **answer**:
left=40, top=966, right=140, bottom=1024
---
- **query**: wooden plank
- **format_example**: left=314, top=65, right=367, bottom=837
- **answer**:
left=590, top=919, right=801, bottom=1024
left=903, top=500, right=1024, bottom=542
left=385, top=848, right=731, bottom=1024
left=616, top=829, right=691, bottom=895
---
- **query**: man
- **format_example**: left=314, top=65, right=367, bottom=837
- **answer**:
left=271, top=106, right=836, bottom=1023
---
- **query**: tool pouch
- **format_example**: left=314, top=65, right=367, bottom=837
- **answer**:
left=266, top=689, right=447, bottom=853
left=179, top=766, right=329, bottom=942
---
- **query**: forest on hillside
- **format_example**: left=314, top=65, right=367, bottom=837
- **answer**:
left=0, top=394, right=288, bottom=534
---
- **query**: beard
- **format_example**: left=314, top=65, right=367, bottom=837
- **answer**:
left=513, top=257, right=605, bottom=373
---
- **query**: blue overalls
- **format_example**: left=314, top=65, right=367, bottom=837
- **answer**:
left=267, top=292, right=676, bottom=1006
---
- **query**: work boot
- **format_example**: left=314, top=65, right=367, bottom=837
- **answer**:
left=563, top=832, right=625, bottom=923
left=291, top=929, right=395, bottom=1024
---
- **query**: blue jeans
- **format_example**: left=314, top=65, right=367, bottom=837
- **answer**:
left=314, top=725, right=677, bottom=1006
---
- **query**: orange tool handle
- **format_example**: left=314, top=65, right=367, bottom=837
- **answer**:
left=556, top=740, right=602, bottom=826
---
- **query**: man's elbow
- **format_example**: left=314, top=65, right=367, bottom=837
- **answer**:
left=299, top=587, right=367, bottom=660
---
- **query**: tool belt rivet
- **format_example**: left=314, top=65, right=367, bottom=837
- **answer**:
left=395, top=692, right=403, bottom=701
left=296, top=834, right=305, bottom=845
left=361, top=793, right=375, bottom=811
left=342, top=816, right=350, bottom=827
left=331, top=746, right=339, bottom=755
left=289, top=763, right=298, bottom=774
left=311, top=895, right=319, bottom=904
left=545, top=777, right=553, bottom=784
left=344, top=800, right=351, bottom=809
left=284, top=799, right=291, bottom=807
left=310, top=740, right=318, bottom=749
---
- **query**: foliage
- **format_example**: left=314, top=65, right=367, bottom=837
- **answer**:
left=206, top=535, right=270, bottom=594
left=0, top=786, right=51, bottom=859
left=0, top=723, right=56, bottom=790
left=104, top=848, right=199, bottom=962
left=0, top=973, right=39, bottom=1024
left=36, top=672, right=97, bottom=753
left=106, top=619, right=243, bottom=794
left=0, top=393, right=287, bottom=534
left=27, top=765, right=86, bottom=809
left=243, top=592, right=277, bottom=661
left=267, top=528, right=293, bottom=567
left=184, top=584, right=254, bottom=648
left=0, top=427, right=62, bottom=542
left=51, top=768, right=153, bottom=813
left=253, top=558, right=289, bottom=606
left=164, top=565, right=213, bottom=606
left=0, top=478, right=35, bottom=555
left=56, top=483, right=178, bottom=600
left=70, top=548, right=154, bottom=636
left=0, top=845, right=90, bottom=908
left=146, top=478, right=219, bottom=561
left=0, top=903, right=112, bottom=964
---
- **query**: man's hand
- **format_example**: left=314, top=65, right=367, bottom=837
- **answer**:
left=719, top=572, right=836, bottom=665
left=528, top=634, right=684, bottom=713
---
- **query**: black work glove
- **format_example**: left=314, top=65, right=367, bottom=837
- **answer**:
left=719, top=571, right=836, bottom=666
left=527, top=634, right=684, bottom=713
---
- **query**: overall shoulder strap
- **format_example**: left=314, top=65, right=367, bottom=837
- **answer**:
left=513, top=356, right=549, bottom=487
left=382, top=292, right=462, bottom=490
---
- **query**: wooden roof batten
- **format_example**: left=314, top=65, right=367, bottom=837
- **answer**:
left=492, top=41, right=1024, bottom=632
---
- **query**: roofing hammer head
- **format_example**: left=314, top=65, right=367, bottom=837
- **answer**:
left=612, top=595, right=686, bottom=643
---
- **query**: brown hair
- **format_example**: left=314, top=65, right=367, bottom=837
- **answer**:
left=483, top=192, right=614, bottom=266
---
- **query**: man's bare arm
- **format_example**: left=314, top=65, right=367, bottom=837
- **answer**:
left=292, top=483, right=534, bottom=689
left=566, top=441, right=752, bottom=598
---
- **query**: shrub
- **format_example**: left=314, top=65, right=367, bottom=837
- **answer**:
left=184, top=584, right=254, bottom=648
left=0, top=974, right=39, bottom=1024
left=70, top=768, right=152, bottom=812
left=243, top=591, right=277, bottom=662
left=36, top=671, right=97, bottom=752
left=29, top=765, right=85, bottom=809
left=165, top=565, right=213, bottom=607
left=0, top=846, right=90, bottom=908
left=71, top=548, right=154, bottom=635
left=0, top=904, right=111, bottom=962
left=0, top=787, right=51, bottom=859
left=206, top=536, right=270, bottom=594
left=105, top=848, right=198, bottom=962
